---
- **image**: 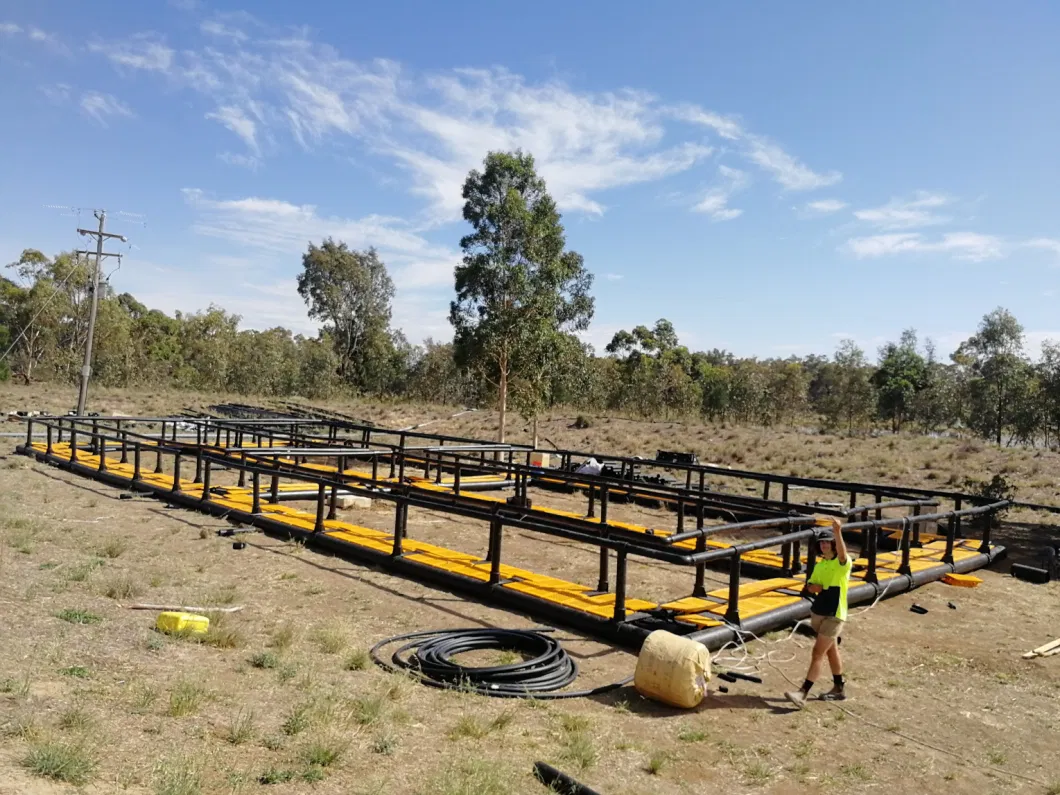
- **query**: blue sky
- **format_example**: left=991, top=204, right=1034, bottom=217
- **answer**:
left=3, top=0, right=1059, bottom=360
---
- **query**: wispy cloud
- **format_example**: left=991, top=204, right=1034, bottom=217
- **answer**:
left=605, top=273, right=623, bottom=281
left=677, top=105, right=841, bottom=192
left=804, top=198, right=846, bottom=215
left=181, top=188, right=461, bottom=289
left=218, top=152, right=260, bottom=170
left=693, top=165, right=747, bottom=221
left=80, top=91, right=135, bottom=126
left=853, top=191, right=951, bottom=229
left=206, top=105, right=260, bottom=152
left=1, top=21, right=65, bottom=53
left=40, top=83, right=72, bottom=104
left=745, top=134, right=841, bottom=191
left=88, top=26, right=838, bottom=221
left=1026, top=238, right=1060, bottom=259
left=89, top=33, right=174, bottom=73
left=845, top=231, right=1003, bottom=262
left=200, top=20, right=248, bottom=42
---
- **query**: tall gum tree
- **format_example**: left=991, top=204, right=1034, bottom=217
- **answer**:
left=450, top=151, right=594, bottom=442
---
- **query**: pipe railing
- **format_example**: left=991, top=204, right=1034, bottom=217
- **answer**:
left=20, top=414, right=1011, bottom=630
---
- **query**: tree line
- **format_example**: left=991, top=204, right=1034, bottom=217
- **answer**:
left=2, top=151, right=1059, bottom=449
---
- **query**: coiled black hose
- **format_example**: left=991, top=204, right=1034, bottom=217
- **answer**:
left=369, top=627, right=632, bottom=699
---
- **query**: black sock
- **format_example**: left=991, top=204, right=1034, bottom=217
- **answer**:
left=801, top=679, right=814, bottom=693
left=833, top=674, right=845, bottom=690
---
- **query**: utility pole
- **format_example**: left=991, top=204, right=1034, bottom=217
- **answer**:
left=75, top=210, right=126, bottom=415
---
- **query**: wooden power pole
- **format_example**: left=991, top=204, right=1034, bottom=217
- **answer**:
left=75, top=210, right=125, bottom=415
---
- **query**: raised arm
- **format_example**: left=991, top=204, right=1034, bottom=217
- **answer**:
left=831, top=517, right=849, bottom=565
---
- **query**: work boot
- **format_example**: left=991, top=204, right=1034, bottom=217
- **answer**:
left=784, top=689, right=808, bottom=709
left=819, top=686, right=846, bottom=701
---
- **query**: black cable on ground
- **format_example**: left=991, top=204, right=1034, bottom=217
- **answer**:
left=533, top=761, right=603, bottom=794
left=369, top=627, right=633, bottom=699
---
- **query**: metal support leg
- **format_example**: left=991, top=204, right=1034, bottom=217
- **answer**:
left=724, top=554, right=742, bottom=625
left=613, top=550, right=628, bottom=622
left=597, top=545, right=610, bottom=593
left=391, top=503, right=406, bottom=556
left=133, top=443, right=142, bottom=482
left=251, top=472, right=261, bottom=514
left=943, top=515, right=956, bottom=565
left=171, top=453, right=182, bottom=492
left=200, top=460, right=212, bottom=502
left=314, top=483, right=326, bottom=532
left=328, top=484, right=337, bottom=520
left=489, top=519, right=503, bottom=585
left=898, top=519, right=912, bottom=576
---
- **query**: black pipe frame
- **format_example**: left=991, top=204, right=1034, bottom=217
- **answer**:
left=18, top=415, right=1008, bottom=650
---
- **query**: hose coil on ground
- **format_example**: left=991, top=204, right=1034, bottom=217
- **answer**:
left=369, top=627, right=631, bottom=699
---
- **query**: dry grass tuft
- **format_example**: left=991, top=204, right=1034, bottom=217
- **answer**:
left=104, top=573, right=142, bottom=600
left=98, top=537, right=128, bottom=558
left=152, top=756, right=202, bottom=795
left=424, top=758, right=511, bottom=795
left=225, top=709, right=255, bottom=745
left=167, top=680, right=207, bottom=717
left=343, top=647, right=370, bottom=671
left=22, top=739, right=96, bottom=785
left=313, top=623, right=347, bottom=654
left=268, top=622, right=296, bottom=651
left=58, top=707, right=92, bottom=732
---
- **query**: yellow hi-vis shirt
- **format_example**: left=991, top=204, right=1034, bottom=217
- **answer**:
left=808, top=556, right=853, bottom=621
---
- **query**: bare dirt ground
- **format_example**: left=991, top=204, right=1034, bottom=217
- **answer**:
left=1, top=385, right=1059, bottom=794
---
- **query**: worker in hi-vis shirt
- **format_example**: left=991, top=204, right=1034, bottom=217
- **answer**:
left=785, top=517, right=852, bottom=708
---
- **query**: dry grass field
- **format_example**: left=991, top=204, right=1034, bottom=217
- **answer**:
left=1, top=384, right=1059, bottom=794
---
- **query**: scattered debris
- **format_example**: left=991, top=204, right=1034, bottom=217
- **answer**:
left=1011, top=563, right=1051, bottom=585
left=1022, top=638, right=1060, bottom=660
left=125, top=603, right=245, bottom=613
left=910, top=604, right=929, bottom=614
left=942, top=572, right=982, bottom=588
left=948, top=602, right=958, bottom=610
left=233, top=541, right=246, bottom=550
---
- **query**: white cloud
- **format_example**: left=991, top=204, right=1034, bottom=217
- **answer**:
left=669, top=105, right=743, bottom=140
left=693, top=165, right=747, bottom=221
left=88, top=27, right=842, bottom=221
left=676, top=105, right=841, bottom=192
left=206, top=105, right=259, bottom=152
left=181, top=188, right=461, bottom=289
left=80, top=91, right=135, bottom=125
left=605, top=273, right=623, bottom=281
left=1026, top=238, right=1060, bottom=258
left=854, top=191, right=951, bottom=229
left=804, top=198, right=846, bottom=214
left=89, top=34, right=174, bottom=73
left=1, top=21, right=65, bottom=52
left=845, top=231, right=1003, bottom=262
left=218, top=152, right=261, bottom=170
left=40, top=83, right=72, bottom=104
left=201, top=20, right=248, bottom=42
left=745, top=135, right=841, bottom=191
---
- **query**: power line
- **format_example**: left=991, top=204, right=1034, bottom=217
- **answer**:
left=0, top=258, right=88, bottom=371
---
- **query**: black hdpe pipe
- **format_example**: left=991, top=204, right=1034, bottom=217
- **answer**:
left=369, top=627, right=633, bottom=699
left=533, top=761, right=603, bottom=795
